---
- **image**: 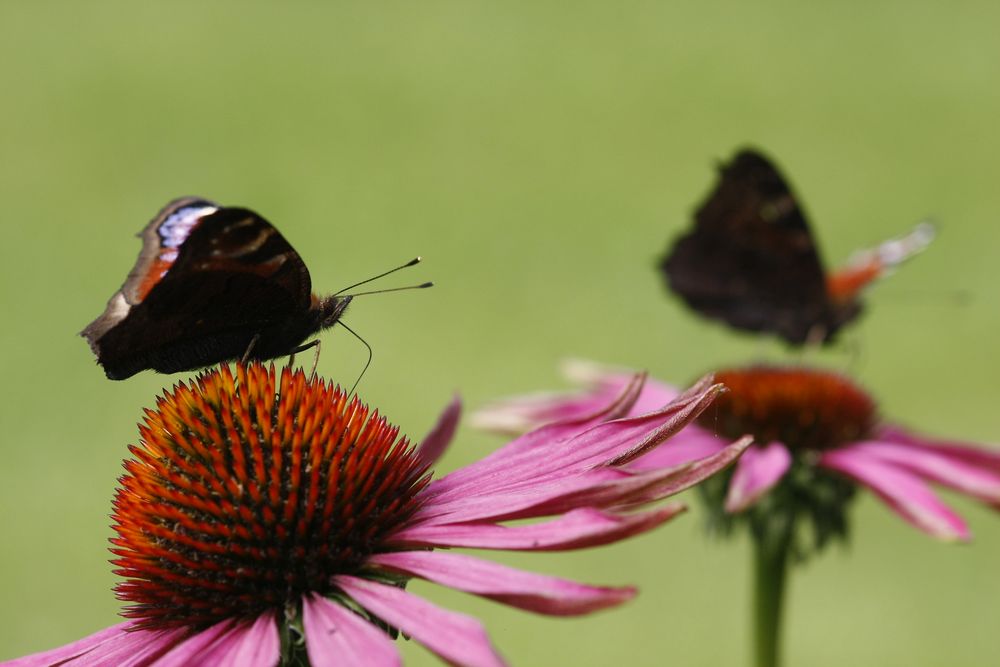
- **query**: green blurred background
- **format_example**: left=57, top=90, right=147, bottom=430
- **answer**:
left=1, top=1, right=997, bottom=665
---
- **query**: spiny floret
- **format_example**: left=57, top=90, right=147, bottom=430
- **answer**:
left=702, top=366, right=877, bottom=451
left=109, top=363, right=430, bottom=630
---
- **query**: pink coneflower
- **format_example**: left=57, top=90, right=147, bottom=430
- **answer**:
left=475, top=360, right=1000, bottom=667
left=475, top=360, right=1000, bottom=544
left=8, top=363, right=748, bottom=667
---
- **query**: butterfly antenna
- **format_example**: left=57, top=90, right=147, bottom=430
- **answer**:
left=343, top=282, right=434, bottom=297
left=333, top=257, right=425, bottom=296
left=337, top=321, right=372, bottom=396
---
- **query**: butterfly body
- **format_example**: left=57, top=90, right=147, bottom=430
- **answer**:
left=82, top=198, right=351, bottom=380
left=660, top=149, right=932, bottom=344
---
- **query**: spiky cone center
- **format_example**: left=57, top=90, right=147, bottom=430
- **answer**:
left=110, top=363, right=430, bottom=631
left=700, top=366, right=877, bottom=451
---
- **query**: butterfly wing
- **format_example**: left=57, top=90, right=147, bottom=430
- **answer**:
left=661, top=149, right=848, bottom=344
left=85, top=201, right=315, bottom=378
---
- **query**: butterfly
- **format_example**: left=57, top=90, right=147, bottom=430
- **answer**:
left=82, top=197, right=355, bottom=380
left=659, top=149, right=934, bottom=344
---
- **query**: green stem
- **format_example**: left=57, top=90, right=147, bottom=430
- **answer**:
left=752, top=527, right=791, bottom=667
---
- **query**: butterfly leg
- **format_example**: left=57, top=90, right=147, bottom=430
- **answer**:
left=287, top=339, right=321, bottom=378
left=804, top=324, right=829, bottom=348
left=241, top=334, right=262, bottom=364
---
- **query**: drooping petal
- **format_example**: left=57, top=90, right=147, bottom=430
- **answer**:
left=207, top=613, right=280, bottom=667
left=560, top=359, right=684, bottom=417
left=627, top=429, right=728, bottom=471
left=335, top=576, right=506, bottom=667
left=3, top=622, right=184, bottom=667
left=412, top=435, right=749, bottom=526
left=724, top=443, right=793, bottom=512
left=416, top=396, right=462, bottom=467
left=303, top=594, right=400, bottom=667
left=440, top=374, right=646, bottom=496
left=821, top=448, right=970, bottom=541
left=424, top=382, right=725, bottom=512
left=471, top=361, right=686, bottom=437
left=370, top=551, right=635, bottom=616
left=878, top=426, right=1000, bottom=474
left=842, top=440, right=1000, bottom=505
left=153, top=615, right=278, bottom=667
left=389, top=505, right=685, bottom=550
left=151, top=619, right=235, bottom=667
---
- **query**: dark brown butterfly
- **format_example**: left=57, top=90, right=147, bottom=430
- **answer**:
left=82, top=197, right=356, bottom=380
left=660, top=149, right=934, bottom=344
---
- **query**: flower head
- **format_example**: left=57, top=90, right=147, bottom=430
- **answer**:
left=12, top=362, right=747, bottom=667
left=475, top=360, right=1000, bottom=551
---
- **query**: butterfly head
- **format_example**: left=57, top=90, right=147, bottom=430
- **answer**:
left=312, top=294, right=353, bottom=331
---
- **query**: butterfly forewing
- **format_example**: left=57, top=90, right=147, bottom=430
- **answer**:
left=83, top=200, right=330, bottom=379
left=661, top=149, right=850, bottom=344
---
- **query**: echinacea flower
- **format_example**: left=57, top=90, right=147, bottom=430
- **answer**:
left=475, top=360, right=1000, bottom=545
left=475, top=360, right=1000, bottom=667
left=8, top=362, right=748, bottom=667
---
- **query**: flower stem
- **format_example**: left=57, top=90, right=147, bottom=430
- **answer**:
left=752, top=523, right=791, bottom=667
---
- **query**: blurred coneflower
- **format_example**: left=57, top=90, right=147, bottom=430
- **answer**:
left=9, top=362, right=748, bottom=667
left=474, top=360, right=1000, bottom=667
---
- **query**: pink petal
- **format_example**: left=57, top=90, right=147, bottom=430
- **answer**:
left=153, top=616, right=277, bottom=667
left=210, top=613, right=280, bottom=667
left=411, top=466, right=631, bottom=525
left=879, top=426, right=1000, bottom=473
left=821, top=448, right=970, bottom=541
left=844, top=440, right=1000, bottom=504
left=440, top=374, right=646, bottom=495
left=471, top=370, right=646, bottom=436
left=412, top=435, right=750, bottom=526
left=336, top=576, right=506, bottom=667
left=529, top=435, right=752, bottom=517
left=424, top=381, right=725, bottom=512
left=724, top=443, right=792, bottom=512
left=471, top=361, right=685, bottom=437
left=303, top=594, right=400, bottom=667
left=628, top=429, right=727, bottom=471
left=370, top=551, right=635, bottom=616
left=416, top=396, right=461, bottom=467
left=3, top=622, right=183, bottom=667
left=560, top=359, right=683, bottom=416
left=389, top=504, right=685, bottom=550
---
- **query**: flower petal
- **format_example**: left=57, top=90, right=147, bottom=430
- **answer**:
left=424, top=381, right=725, bottom=513
left=821, top=448, right=970, bottom=541
left=879, top=426, right=1000, bottom=474
left=471, top=363, right=661, bottom=435
left=3, top=622, right=184, bottom=667
left=210, top=613, right=280, bottom=667
left=445, top=374, right=646, bottom=491
left=370, top=551, right=635, bottom=616
left=560, top=359, right=683, bottom=416
left=843, top=440, right=1000, bottom=505
left=303, top=593, right=400, bottom=667
left=416, top=396, right=462, bottom=467
left=413, top=435, right=749, bottom=526
left=627, top=430, right=727, bottom=471
left=336, top=576, right=506, bottom=667
left=724, top=443, right=792, bottom=512
left=389, top=504, right=685, bottom=551
left=153, top=616, right=278, bottom=667
left=472, top=368, right=646, bottom=434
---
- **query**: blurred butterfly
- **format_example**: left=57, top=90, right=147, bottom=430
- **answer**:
left=659, top=149, right=934, bottom=345
left=82, top=197, right=426, bottom=380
